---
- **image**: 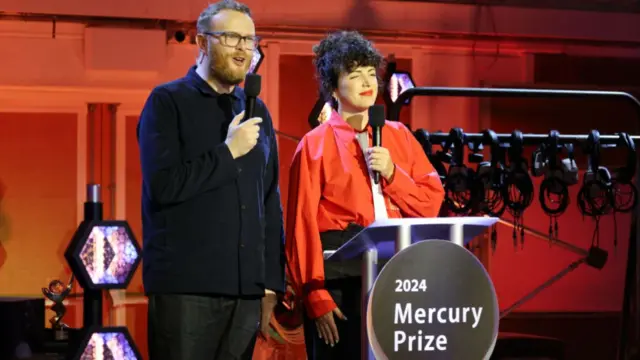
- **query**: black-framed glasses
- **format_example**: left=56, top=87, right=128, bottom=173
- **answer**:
left=202, top=31, right=260, bottom=50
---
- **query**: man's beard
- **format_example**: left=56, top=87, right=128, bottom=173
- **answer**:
left=209, top=48, right=250, bottom=86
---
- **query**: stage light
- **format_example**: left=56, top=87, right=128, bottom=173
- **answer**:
left=71, top=326, right=142, bottom=360
left=388, top=71, right=415, bottom=105
left=249, top=45, right=264, bottom=74
left=64, top=220, right=141, bottom=290
left=173, top=30, right=186, bottom=43
left=52, top=185, right=143, bottom=359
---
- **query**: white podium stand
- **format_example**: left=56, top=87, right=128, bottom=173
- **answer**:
left=324, top=216, right=499, bottom=360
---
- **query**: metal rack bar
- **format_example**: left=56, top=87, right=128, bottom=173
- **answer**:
left=416, top=131, right=640, bottom=146
left=388, top=86, right=640, bottom=122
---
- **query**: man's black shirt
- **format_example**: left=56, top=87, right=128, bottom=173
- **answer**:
left=137, top=66, right=285, bottom=296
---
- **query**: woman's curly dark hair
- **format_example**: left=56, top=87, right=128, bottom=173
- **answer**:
left=312, top=31, right=385, bottom=102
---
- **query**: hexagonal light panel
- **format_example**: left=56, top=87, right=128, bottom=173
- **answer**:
left=388, top=71, right=416, bottom=105
left=249, top=45, right=264, bottom=74
left=71, top=326, right=142, bottom=360
left=65, top=220, right=141, bottom=290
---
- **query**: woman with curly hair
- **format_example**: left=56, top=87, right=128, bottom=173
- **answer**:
left=284, top=31, right=445, bottom=359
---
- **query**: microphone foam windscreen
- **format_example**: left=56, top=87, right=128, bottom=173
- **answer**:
left=244, top=73, right=262, bottom=97
left=368, top=104, right=386, bottom=128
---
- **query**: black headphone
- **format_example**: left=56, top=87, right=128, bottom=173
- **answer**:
left=440, top=128, right=475, bottom=215
left=505, top=130, right=534, bottom=215
left=577, top=130, right=614, bottom=217
left=538, top=130, right=570, bottom=217
left=474, top=129, right=507, bottom=217
left=503, top=130, right=534, bottom=248
left=610, top=132, right=638, bottom=213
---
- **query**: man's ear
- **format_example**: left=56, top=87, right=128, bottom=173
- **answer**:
left=195, top=34, right=208, bottom=55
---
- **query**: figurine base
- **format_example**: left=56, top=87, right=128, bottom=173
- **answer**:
left=39, top=327, right=81, bottom=357
left=54, top=328, right=68, bottom=341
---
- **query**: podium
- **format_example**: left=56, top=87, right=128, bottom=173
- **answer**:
left=324, top=216, right=499, bottom=360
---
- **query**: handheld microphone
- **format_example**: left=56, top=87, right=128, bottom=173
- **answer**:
left=243, top=73, right=261, bottom=121
left=369, top=104, right=386, bottom=184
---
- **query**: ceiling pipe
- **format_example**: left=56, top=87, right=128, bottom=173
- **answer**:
left=392, top=0, right=640, bottom=14
left=2, top=12, right=640, bottom=49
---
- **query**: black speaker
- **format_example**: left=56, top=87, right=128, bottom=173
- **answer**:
left=0, top=297, right=46, bottom=359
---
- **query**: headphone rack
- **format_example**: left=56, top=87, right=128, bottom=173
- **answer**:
left=388, top=85, right=640, bottom=360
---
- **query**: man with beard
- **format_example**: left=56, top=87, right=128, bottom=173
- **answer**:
left=137, top=1, right=285, bottom=359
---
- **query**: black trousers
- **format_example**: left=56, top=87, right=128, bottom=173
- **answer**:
left=303, top=276, right=363, bottom=360
left=147, top=294, right=261, bottom=360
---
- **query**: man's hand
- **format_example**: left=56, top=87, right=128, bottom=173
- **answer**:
left=225, top=110, right=262, bottom=159
left=367, top=147, right=395, bottom=182
left=315, top=307, right=347, bottom=346
left=259, top=289, right=278, bottom=339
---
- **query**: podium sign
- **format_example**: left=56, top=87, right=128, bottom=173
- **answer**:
left=367, top=240, right=499, bottom=360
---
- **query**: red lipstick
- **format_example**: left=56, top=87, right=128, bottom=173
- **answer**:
left=359, top=90, right=374, bottom=96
